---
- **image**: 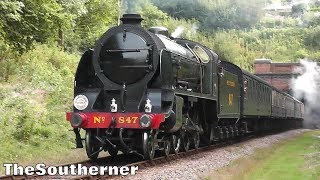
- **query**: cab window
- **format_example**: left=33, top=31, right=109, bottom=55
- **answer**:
left=192, top=46, right=210, bottom=63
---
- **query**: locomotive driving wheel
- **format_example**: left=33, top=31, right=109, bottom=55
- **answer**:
left=170, top=134, right=181, bottom=154
left=208, top=124, right=215, bottom=144
left=192, top=132, right=200, bottom=149
left=85, top=130, right=100, bottom=160
left=142, top=131, right=156, bottom=160
left=163, top=138, right=171, bottom=156
left=181, top=132, right=190, bottom=152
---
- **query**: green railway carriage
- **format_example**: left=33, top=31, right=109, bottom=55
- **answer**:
left=220, top=60, right=303, bottom=131
left=220, top=61, right=273, bottom=119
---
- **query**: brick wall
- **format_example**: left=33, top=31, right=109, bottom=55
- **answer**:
left=254, top=59, right=300, bottom=74
left=272, top=64, right=296, bottom=73
left=255, top=63, right=271, bottom=73
left=254, top=59, right=300, bottom=94
left=254, top=59, right=271, bottom=73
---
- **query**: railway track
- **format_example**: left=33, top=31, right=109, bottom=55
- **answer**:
left=0, top=132, right=275, bottom=180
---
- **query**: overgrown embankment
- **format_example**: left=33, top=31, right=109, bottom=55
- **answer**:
left=0, top=44, right=81, bottom=171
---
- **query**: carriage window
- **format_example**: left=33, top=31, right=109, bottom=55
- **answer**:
left=266, top=87, right=269, bottom=102
left=268, top=88, right=270, bottom=103
left=266, top=87, right=268, bottom=102
left=254, top=81, right=257, bottom=99
left=249, top=79, right=252, bottom=99
left=264, top=86, right=266, bottom=102
left=257, top=84, right=260, bottom=100
left=266, top=87, right=268, bottom=103
left=193, top=46, right=210, bottom=63
left=262, top=86, right=264, bottom=102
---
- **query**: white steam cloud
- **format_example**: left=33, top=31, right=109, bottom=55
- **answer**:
left=189, top=23, right=199, bottom=36
left=291, top=59, right=320, bottom=128
left=171, top=26, right=185, bottom=38
left=171, top=24, right=199, bottom=38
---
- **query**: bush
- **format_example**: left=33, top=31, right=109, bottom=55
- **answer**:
left=304, top=26, right=320, bottom=50
left=0, top=39, right=18, bottom=82
left=0, top=43, right=79, bottom=164
left=257, top=17, right=300, bottom=29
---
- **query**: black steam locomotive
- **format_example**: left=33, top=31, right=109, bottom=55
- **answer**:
left=66, top=14, right=304, bottom=160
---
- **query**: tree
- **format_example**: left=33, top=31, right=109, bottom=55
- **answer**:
left=122, top=0, right=151, bottom=14
left=0, top=0, right=69, bottom=53
left=139, top=5, right=169, bottom=28
left=55, top=0, right=88, bottom=47
left=304, top=26, right=320, bottom=50
left=291, top=3, right=307, bottom=17
left=65, top=0, right=118, bottom=51
left=152, top=0, right=264, bottom=30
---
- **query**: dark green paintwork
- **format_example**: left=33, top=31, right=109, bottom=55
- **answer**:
left=218, top=71, right=240, bottom=118
left=242, top=74, right=272, bottom=116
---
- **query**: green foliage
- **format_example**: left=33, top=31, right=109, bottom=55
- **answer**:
left=211, top=31, right=256, bottom=71
left=57, top=0, right=88, bottom=17
left=0, top=44, right=78, bottom=163
left=64, top=0, right=118, bottom=52
left=304, top=12, right=320, bottom=27
left=18, top=44, right=78, bottom=86
left=291, top=3, right=308, bottom=17
left=139, top=4, right=169, bottom=28
left=0, top=39, right=18, bottom=82
left=257, top=17, right=300, bottom=28
left=0, top=0, right=70, bottom=53
left=123, top=0, right=151, bottom=13
left=304, top=26, right=320, bottom=50
left=0, top=0, right=24, bottom=22
left=168, top=25, right=320, bottom=66
left=152, top=0, right=265, bottom=30
left=0, top=0, right=119, bottom=52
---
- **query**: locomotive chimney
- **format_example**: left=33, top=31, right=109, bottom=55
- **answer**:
left=120, top=14, right=144, bottom=26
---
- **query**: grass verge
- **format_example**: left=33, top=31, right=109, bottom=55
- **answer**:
left=207, top=130, right=320, bottom=180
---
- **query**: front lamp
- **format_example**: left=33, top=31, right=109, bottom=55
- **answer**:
left=73, top=95, right=89, bottom=110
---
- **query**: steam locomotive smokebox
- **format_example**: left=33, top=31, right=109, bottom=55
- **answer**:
left=120, top=14, right=144, bottom=26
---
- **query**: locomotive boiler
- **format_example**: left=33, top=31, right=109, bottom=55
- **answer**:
left=66, top=14, right=304, bottom=160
